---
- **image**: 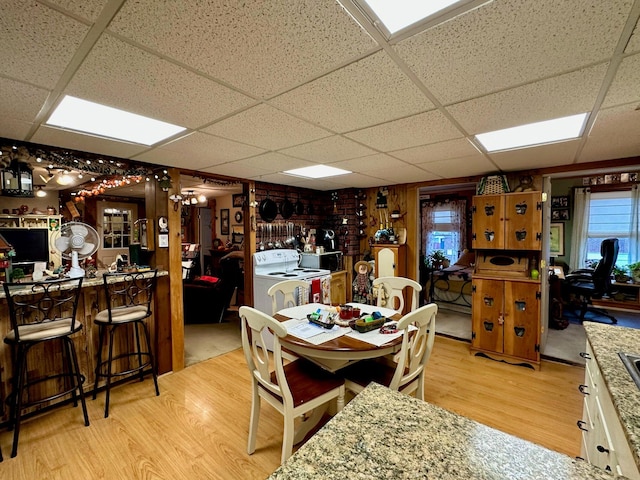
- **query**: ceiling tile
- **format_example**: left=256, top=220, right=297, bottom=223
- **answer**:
left=625, top=17, right=640, bottom=53
left=270, top=51, right=433, bottom=133
left=391, top=138, right=480, bottom=164
left=365, top=164, right=436, bottom=185
left=203, top=104, right=331, bottom=150
left=447, top=63, right=608, bottom=135
left=47, top=0, right=109, bottom=22
left=345, top=110, right=463, bottom=151
left=0, top=1, right=90, bottom=88
left=489, top=140, right=581, bottom=171
left=31, top=125, right=149, bottom=159
left=66, top=34, right=256, bottom=129
left=579, top=104, right=640, bottom=162
left=108, top=0, right=377, bottom=99
left=135, top=132, right=265, bottom=169
left=0, top=120, right=34, bottom=141
left=417, top=155, right=496, bottom=179
left=223, top=151, right=314, bottom=177
left=202, top=162, right=271, bottom=181
left=0, top=78, right=50, bottom=123
left=602, top=53, right=640, bottom=108
left=331, top=153, right=408, bottom=173
left=394, top=0, right=633, bottom=104
left=278, top=135, right=376, bottom=162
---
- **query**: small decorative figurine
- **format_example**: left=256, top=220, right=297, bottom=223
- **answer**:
left=352, top=260, right=374, bottom=305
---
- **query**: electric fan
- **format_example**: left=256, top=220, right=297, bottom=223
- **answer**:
left=52, top=221, right=100, bottom=278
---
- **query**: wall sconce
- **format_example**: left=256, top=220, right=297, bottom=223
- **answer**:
left=169, top=194, right=182, bottom=211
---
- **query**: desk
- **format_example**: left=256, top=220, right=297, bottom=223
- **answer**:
left=275, top=303, right=402, bottom=373
left=269, top=383, right=612, bottom=480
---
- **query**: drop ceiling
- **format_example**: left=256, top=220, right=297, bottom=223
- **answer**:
left=1, top=0, right=639, bottom=193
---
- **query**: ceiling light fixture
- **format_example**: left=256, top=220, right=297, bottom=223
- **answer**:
left=35, top=186, right=47, bottom=197
left=46, top=95, right=186, bottom=146
left=284, top=165, right=351, bottom=179
left=351, top=0, right=489, bottom=38
left=475, top=113, right=589, bottom=152
left=56, top=172, right=73, bottom=185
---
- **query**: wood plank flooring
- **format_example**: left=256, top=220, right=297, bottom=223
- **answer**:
left=0, top=336, right=585, bottom=479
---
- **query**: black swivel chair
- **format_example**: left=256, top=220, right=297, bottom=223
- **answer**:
left=563, top=238, right=619, bottom=324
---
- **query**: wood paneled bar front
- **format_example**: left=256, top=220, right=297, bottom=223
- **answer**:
left=0, top=270, right=168, bottom=424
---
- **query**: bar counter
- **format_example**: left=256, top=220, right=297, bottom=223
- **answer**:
left=0, top=270, right=168, bottom=423
left=269, top=383, right=614, bottom=480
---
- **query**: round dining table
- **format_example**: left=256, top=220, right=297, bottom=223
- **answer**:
left=274, top=303, right=403, bottom=373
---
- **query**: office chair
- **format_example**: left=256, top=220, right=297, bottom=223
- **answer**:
left=563, top=238, right=618, bottom=324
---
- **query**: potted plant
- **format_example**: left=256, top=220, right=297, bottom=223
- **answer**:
left=628, top=262, right=640, bottom=284
left=426, top=250, right=450, bottom=270
left=613, top=265, right=630, bottom=283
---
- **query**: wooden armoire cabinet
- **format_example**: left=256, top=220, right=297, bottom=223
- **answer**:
left=372, top=244, right=406, bottom=278
left=471, top=278, right=541, bottom=363
left=472, top=192, right=542, bottom=251
left=470, top=191, right=543, bottom=368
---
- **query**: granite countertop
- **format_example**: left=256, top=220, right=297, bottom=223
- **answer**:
left=0, top=269, right=168, bottom=298
left=269, top=383, right=614, bottom=480
left=583, top=322, right=640, bottom=470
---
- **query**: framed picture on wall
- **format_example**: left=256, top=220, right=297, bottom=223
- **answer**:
left=551, top=195, right=570, bottom=221
left=220, top=209, right=230, bottom=235
left=549, top=222, right=565, bottom=257
left=232, top=194, right=246, bottom=208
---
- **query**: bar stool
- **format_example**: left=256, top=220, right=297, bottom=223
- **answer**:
left=92, top=270, right=159, bottom=418
left=3, top=277, right=89, bottom=458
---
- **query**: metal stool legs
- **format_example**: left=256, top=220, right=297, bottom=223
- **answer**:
left=8, top=338, right=89, bottom=458
left=92, top=320, right=160, bottom=418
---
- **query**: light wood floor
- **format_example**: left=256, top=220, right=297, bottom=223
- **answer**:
left=0, top=336, right=585, bottom=479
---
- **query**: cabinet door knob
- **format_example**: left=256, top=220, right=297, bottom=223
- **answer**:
left=576, top=420, right=588, bottom=432
left=578, top=384, right=590, bottom=395
left=597, top=445, right=610, bottom=454
left=579, top=352, right=591, bottom=359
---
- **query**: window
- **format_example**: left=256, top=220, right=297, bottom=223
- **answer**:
left=427, top=207, right=459, bottom=264
left=421, top=198, right=467, bottom=265
left=586, top=191, right=631, bottom=265
left=102, top=207, right=134, bottom=249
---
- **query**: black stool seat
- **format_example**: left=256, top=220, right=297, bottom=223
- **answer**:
left=92, top=271, right=160, bottom=418
left=3, top=277, right=89, bottom=458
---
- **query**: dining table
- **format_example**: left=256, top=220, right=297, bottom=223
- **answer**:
left=274, top=302, right=406, bottom=373
left=272, top=302, right=408, bottom=444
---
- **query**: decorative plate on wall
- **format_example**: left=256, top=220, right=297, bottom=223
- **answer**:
left=235, top=211, right=243, bottom=223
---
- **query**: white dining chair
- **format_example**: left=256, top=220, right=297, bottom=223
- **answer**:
left=373, top=276, right=422, bottom=314
left=239, top=306, right=345, bottom=464
left=267, top=279, right=310, bottom=315
left=341, top=303, right=437, bottom=401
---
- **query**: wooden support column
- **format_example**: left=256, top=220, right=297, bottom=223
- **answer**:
left=244, top=181, right=255, bottom=306
left=146, top=168, right=184, bottom=374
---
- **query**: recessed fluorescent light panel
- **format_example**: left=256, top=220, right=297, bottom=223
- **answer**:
left=475, top=113, right=588, bottom=152
left=284, top=165, right=351, bottom=179
left=47, top=95, right=186, bottom=146
left=356, top=0, right=479, bottom=36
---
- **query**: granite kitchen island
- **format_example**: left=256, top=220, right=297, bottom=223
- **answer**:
left=269, top=382, right=615, bottom=479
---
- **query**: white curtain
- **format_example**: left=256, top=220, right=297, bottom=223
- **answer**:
left=630, top=184, right=640, bottom=264
left=569, top=187, right=590, bottom=270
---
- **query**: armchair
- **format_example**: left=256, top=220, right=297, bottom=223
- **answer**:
left=562, top=238, right=619, bottom=324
